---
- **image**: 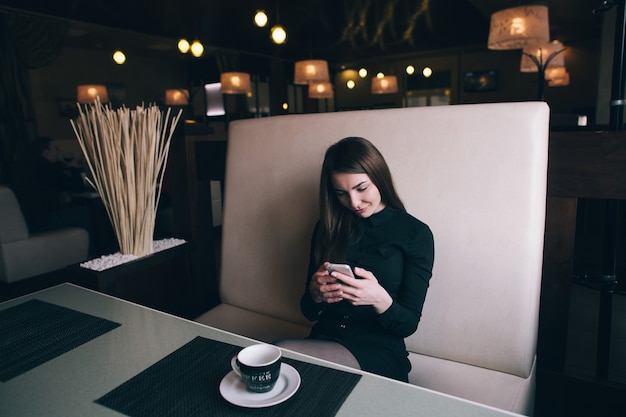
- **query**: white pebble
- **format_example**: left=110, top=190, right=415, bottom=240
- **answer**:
left=80, top=238, right=187, bottom=271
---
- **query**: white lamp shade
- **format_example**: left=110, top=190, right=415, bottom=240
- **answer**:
left=77, top=84, right=109, bottom=103
left=220, top=72, right=252, bottom=94
left=371, top=76, right=398, bottom=94
left=165, top=89, right=189, bottom=105
left=294, top=60, right=330, bottom=84
left=308, top=81, right=333, bottom=98
left=546, top=67, right=570, bottom=87
left=488, top=5, right=550, bottom=50
left=520, top=41, right=566, bottom=72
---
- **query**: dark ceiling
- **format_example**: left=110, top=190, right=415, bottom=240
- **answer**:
left=0, top=0, right=606, bottom=63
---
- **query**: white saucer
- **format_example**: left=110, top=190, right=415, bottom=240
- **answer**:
left=219, top=363, right=301, bottom=408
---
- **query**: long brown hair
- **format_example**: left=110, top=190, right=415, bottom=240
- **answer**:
left=314, top=137, right=405, bottom=265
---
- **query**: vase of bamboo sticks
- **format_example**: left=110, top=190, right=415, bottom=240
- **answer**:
left=70, top=98, right=182, bottom=257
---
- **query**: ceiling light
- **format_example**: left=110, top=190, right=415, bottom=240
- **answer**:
left=309, top=81, right=333, bottom=99
left=77, top=85, right=109, bottom=104
left=254, top=10, right=268, bottom=27
left=112, top=50, right=126, bottom=65
left=346, top=80, right=356, bottom=89
left=190, top=40, right=204, bottom=57
left=358, top=68, right=368, bottom=78
left=165, top=89, right=190, bottom=105
left=178, top=38, right=190, bottom=53
left=271, top=25, right=287, bottom=44
left=294, top=60, right=330, bottom=84
left=406, top=65, right=415, bottom=75
left=371, top=76, right=398, bottom=94
left=422, top=67, right=432, bottom=78
left=219, top=72, right=252, bottom=94
left=488, top=5, right=550, bottom=50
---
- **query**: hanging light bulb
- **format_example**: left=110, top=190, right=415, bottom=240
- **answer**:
left=112, top=50, right=126, bottom=65
left=190, top=40, right=204, bottom=57
left=254, top=10, right=268, bottom=27
left=358, top=68, right=368, bottom=78
left=178, top=38, right=190, bottom=53
left=271, top=25, right=287, bottom=44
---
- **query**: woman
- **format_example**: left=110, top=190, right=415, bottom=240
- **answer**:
left=278, top=137, right=434, bottom=382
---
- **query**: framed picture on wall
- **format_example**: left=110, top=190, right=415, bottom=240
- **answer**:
left=463, top=70, right=497, bottom=92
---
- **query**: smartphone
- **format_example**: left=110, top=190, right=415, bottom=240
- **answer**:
left=326, top=263, right=355, bottom=279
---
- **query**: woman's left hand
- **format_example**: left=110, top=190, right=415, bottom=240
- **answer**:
left=331, top=267, right=393, bottom=314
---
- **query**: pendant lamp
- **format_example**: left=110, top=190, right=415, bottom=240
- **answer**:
left=77, top=85, right=109, bottom=104
left=308, top=81, right=333, bottom=99
left=294, top=60, right=330, bottom=85
left=488, top=5, right=550, bottom=50
left=165, top=89, right=190, bottom=105
left=371, top=76, right=398, bottom=94
left=220, top=72, right=252, bottom=94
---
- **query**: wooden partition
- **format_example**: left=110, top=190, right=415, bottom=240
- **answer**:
left=540, top=129, right=626, bottom=375
left=166, top=128, right=225, bottom=317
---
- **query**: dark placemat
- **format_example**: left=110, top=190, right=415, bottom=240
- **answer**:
left=96, top=336, right=362, bottom=417
left=0, top=299, right=121, bottom=382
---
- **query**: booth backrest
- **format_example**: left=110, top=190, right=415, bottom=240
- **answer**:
left=218, top=102, right=549, bottom=386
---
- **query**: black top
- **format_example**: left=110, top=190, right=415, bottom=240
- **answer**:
left=301, top=207, right=435, bottom=381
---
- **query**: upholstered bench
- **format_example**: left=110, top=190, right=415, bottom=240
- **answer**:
left=195, top=102, right=549, bottom=415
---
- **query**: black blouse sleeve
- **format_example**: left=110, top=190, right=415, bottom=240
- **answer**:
left=376, top=222, right=434, bottom=338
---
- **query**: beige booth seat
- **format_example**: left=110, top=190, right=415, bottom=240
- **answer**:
left=0, top=186, right=89, bottom=283
left=195, top=102, right=549, bottom=415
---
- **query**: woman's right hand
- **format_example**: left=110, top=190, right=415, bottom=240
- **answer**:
left=310, top=262, right=343, bottom=304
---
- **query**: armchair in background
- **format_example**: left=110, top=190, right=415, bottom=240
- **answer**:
left=0, top=186, right=89, bottom=285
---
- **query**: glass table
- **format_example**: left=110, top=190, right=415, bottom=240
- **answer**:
left=0, top=283, right=521, bottom=416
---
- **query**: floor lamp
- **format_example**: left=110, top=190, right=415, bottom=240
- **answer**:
left=520, top=41, right=566, bottom=100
